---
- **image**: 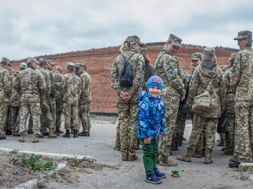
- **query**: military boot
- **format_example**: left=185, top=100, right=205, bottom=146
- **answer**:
left=32, top=135, right=39, bottom=143
left=159, top=158, right=178, bottom=166
left=18, top=134, right=25, bottom=143
left=48, top=129, right=57, bottom=138
left=63, top=130, right=70, bottom=138
left=0, top=134, right=7, bottom=140
left=204, top=156, right=213, bottom=164
left=229, top=155, right=238, bottom=162
left=128, top=154, right=138, bottom=161
left=177, top=154, right=191, bottom=162
left=55, top=129, right=63, bottom=134
left=121, top=154, right=128, bottom=161
left=73, top=130, right=79, bottom=138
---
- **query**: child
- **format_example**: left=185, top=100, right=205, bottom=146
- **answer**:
left=138, top=76, right=166, bottom=184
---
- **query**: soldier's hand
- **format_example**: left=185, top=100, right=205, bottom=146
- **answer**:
left=144, top=137, right=151, bottom=144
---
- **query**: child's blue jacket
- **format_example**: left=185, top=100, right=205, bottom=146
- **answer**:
left=138, top=91, right=166, bottom=139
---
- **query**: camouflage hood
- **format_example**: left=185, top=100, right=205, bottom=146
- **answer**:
left=199, top=61, right=218, bottom=78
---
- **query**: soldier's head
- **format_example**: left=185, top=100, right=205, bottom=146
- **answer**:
left=7, top=67, right=14, bottom=75
left=202, top=47, right=215, bottom=61
left=39, top=58, right=48, bottom=69
left=56, top=65, right=62, bottom=73
left=228, top=53, right=236, bottom=67
left=47, top=60, right=54, bottom=70
left=124, top=35, right=144, bottom=53
left=0, top=57, right=10, bottom=69
left=66, top=62, right=75, bottom=73
left=26, top=57, right=38, bottom=69
left=164, top=34, right=182, bottom=56
left=79, top=63, right=87, bottom=73
left=19, top=62, right=27, bottom=71
left=191, top=52, right=202, bottom=68
left=140, top=47, right=151, bottom=63
left=234, top=30, right=252, bottom=50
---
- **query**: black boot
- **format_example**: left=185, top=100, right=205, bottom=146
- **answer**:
left=229, top=162, right=240, bottom=168
left=63, top=130, right=70, bottom=138
left=73, top=130, right=78, bottom=138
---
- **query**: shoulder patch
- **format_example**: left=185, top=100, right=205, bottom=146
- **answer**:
left=168, top=67, right=176, bottom=78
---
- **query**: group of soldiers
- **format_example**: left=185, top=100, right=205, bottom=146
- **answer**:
left=111, top=30, right=253, bottom=168
left=0, top=57, right=92, bottom=143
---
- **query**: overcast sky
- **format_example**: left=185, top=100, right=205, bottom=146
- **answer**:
left=1, top=0, right=252, bottom=60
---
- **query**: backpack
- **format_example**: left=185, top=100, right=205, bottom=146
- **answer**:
left=119, top=54, right=134, bottom=87
left=191, top=79, right=212, bottom=115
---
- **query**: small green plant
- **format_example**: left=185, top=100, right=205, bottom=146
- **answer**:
left=9, top=149, right=19, bottom=154
left=21, top=153, right=55, bottom=171
left=90, top=113, right=97, bottom=118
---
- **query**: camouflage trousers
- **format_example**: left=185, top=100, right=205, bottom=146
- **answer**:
left=40, top=98, right=54, bottom=133
left=117, top=101, right=138, bottom=157
left=225, top=112, right=235, bottom=154
left=234, top=101, right=253, bottom=163
left=19, top=102, right=41, bottom=135
left=63, top=103, right=79, bottom=131
left=159, top=95, right=180, bottom=159
left=193, top=115, right=206, bottom=156
left=0, top=102, right=9, bottom=135
left=48, top=96, right=56, bottom=126
left=186, top=115, right=217, bottom=157
left=172, top=108, right=187, bottom=148
left=79, top=102, right=91, bottom=132
left=7, top=106, right=20, bottom=135
left=55, top=98, right=63, bottom=130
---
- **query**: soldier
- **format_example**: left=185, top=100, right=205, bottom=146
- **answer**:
left=54, top=66, right=65, bottom=134
left=75, top=63, right=81, bottom=77
left=37, top=59, right=57, bottom=138
left=177, top=47, right=225, bottom=164
left=14, top=58, right=46, bottom=143
left=0, top=57, right=12, bottom=140
left=155, top=34, right=185, bottom=166
left=223, top=53, right=237, bottom=156
left=229, top=31, right=253, bottom=168
left=78, top=63, right=92, bottom=136
left=110, top=35, right=144, bottom=161
left=62, top=62, right=80, bottom=138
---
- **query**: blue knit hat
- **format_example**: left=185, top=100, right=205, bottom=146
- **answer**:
left=147, top=76, right=163, bottom=91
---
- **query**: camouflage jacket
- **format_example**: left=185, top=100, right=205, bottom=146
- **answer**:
left=110, top=49, right=144, bottom=103
left=79, top=71, right=92, bottom=103
left=155, top=50, right=185, bottom=97
left=189, top=61, right=225, bottom=118
left=53, top=71, right=65, bottom=99
left=46, top=69, right=56, bottom=98
left=0, top=66, right=12, bottom=103
left=230, top=47, right=253, bottom=101
left=63, top=72, right=80, bottom=105
left=223, top=68, right=236, bottom=113
left=37, top=66, right=51, bottom=97
left=10, top=73, right=20, bottom=106
left=14, top=68, right=46, bottom=103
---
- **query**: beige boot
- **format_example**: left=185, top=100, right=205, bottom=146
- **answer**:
left=159, top=158, right=178, bottom=166
left=204, top=156, right=213, bottom=164
left=48, top=129, right=57, bottom=138
left=177, top=154, right=192, bottom=162
left=128, top=154, right=138, bottom=161
left=32, top=136, right=39, bottom=143
left=18, top=135, right=25, bottom=143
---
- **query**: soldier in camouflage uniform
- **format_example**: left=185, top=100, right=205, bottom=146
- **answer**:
left=62, top=62, right=81, bottom=138
left=78, top=63, right=92, bottom=136
left=177, top=48, right=225, bottom=164
left=37, top=59, right=57, bottom=138
left=15, top=58, right=46, bottom=143
left=0, top=57, right=12, bottom=140
left=155, top=34, right=185, bottom=166
left=54, top=66, right=65, bottom=134
left=229, top=31, right=253, bottom=168
left=75, top=63, right=81, bottom=77
left=110, top=35, right=144, bottom=161
left=9, top=63, right=27, bottom=136
left=223, top=53, right=237, bottom=156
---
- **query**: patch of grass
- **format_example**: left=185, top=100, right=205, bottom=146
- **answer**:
left=90, top=113, right=97, bottom=118
left=21, top=153, right=55, bottom=172
left=9, top=149, right=19, bottom=155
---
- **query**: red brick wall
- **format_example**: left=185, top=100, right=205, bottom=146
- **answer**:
left=10, top=44, right=237, bottom=114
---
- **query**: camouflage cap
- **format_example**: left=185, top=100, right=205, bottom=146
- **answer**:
left=125, top=35, right=144, bottom=46
left=79, top=63, right=86, bottom=67
left=39, top=58, right=48, bottom=65
left=56, top=65, right=62, bottom=71
left=75, top=63, right=81, bottom=69
left=140, top=47, right=148, bottom=55
left=0, top=57, right=10, bottom=65
left=26, top=57, right=38, bottom=64
left=203, top=47, right=215, bottom=58
left=47, top=60, right=55, bottom=66
left=66, top=62, right=75, bottom=67
left=229, top=53, right=236, bottom=60
left=20, top=62, right=27, bottom=69
left=191, top=52, right=202, bottom=61
left=234, top=30, right=252, bottom=40
left=167, top=34, right=182, bottom=47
